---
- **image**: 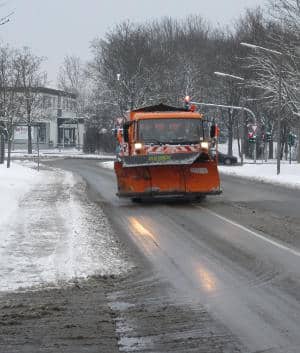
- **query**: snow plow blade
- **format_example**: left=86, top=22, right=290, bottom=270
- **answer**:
left=114, top=160, right=221, bottom=199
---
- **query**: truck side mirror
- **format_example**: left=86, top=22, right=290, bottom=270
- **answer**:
left=210, top=125, right=216, bottom=138
left=123, top=121, right=132, bottom=143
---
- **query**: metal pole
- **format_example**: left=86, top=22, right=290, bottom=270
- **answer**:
left=190, top=101, right=256, bottom=122
left=77, top=119, right=80, bottom=150
left=277, top=57, right=283, bottom=175
left=191, top=100, right=257, bottom=163
left=241, top=108, right=245, bottom=166
left=0, top=133, right=4, bottom=164
left=37, top=125, right=40, bottom=172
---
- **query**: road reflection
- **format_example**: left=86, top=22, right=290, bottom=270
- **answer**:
left=196, top=264, right=218, bottom=293
left=128, top=217, right=159, bottom=254
left=128, top=217, right=218, bottom=294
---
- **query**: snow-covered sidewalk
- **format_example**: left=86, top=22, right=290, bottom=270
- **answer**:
left=0, top=162, right=130, bottom=293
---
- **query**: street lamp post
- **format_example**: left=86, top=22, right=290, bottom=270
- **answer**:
left=214, top=71, right=258, bottom=164
left=241, top=42, right=283, bottom=175
left=190, top=100, right=257, bottom=164
left=36, top=124, right=40, bottom=172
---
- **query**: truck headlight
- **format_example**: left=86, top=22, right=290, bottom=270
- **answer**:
left=200, top=142, right=209, bottom=150
left=134, top=142, right=143, bottom=150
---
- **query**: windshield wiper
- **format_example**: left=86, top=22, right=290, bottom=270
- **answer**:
left=142, top=138, right=163, bottom=144
left=167, top=139, right=196, bottom=145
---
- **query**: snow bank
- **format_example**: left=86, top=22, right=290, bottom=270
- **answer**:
left=0, top=162, right=42, bottom=228
left=100, top=161, right=114, bottom=170
left=219, top=162, right=300, bottom=189
left=218, top=142, right=241, bottom=159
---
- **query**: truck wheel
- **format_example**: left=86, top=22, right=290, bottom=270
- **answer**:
left=195, top=195, right=206, bottom=202
left=224, top=158, right=232, bottom=165
left=131, top=197, right=142, bottom=203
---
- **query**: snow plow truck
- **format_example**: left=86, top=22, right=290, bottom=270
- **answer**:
left=114, top=101, right=222, bottom=201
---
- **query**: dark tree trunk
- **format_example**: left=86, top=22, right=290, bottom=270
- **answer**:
left=7, top=134, right=12, bottom=168
left=297, top=128, right=300, bottom=163
left=28, top=124, right=32, bottom=154
left=0, top=133, right=4, bottom=164
left=269, top=141, right=274, bottom=159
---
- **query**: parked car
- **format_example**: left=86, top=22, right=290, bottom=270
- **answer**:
left=218, top=135, right=228, bottom=144
left=217, top=152, right=238, bottom=165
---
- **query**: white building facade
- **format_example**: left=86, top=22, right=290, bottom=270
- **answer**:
left=12, top=87, right=85, bottom=150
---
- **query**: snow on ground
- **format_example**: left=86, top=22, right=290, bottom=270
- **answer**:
left=11, top=147, right=115, bottom=160
left=0, top=162, right=42, bottom=229
left=0, top=161, right=130, bottom=293
left=219, top=162, right=300, bottom=189
left=101, top=161, right=115, bottom=170
left=218, top=140, right=300, bottom=188
left=218, top=141, right=241, bottom=159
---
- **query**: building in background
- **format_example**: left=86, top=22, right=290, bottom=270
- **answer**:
left=11, top=87, right=85, bottom=150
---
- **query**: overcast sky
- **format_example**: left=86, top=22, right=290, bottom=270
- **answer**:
left=1, top=0, right=266, bottom=86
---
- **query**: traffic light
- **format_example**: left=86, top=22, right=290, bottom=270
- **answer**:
left=262, top=131, right=272, bottom=142
left=248, top=132, right=256, bottom=143
left=288, top=132, right=296, bottom=146
left=265, top=131, right=272, bottom=142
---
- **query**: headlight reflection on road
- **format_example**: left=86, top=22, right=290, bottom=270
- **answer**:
left=196, top=265, right=217, bottom=293
left=128, top=217, right=159, bottom=253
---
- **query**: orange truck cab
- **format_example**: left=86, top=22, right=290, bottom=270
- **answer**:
left=114, top=103, right=221, bottom=201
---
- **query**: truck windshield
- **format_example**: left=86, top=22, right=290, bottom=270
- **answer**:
left=138, top=118, right=205, bottom=144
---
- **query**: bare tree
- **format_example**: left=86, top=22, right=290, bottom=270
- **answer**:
left=0, top=11, right=13, bottom=26
left=87, top=11, right=293, bottom=157
left=58, top=55, right=89, bottom=117
left=13, top=47, right=46, bottom=154
left=0, top=45, right=23, bottom=167
left=268, top=0, right=300, bottom=160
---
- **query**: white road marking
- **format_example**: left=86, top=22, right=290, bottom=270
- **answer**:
left=196, top=206, right=300, bottom=258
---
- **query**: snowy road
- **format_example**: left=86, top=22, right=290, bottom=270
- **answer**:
left=47, top=158, right=300, bottom=353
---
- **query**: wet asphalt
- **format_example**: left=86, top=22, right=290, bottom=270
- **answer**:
left=46, top=159, right=300, bottom=353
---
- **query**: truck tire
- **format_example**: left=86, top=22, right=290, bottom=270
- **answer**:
left=195, top=195, right=206, bottom=202
left=131, top=197, right=142, bottom=203
left=224, top=158, right=232, bottom=165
